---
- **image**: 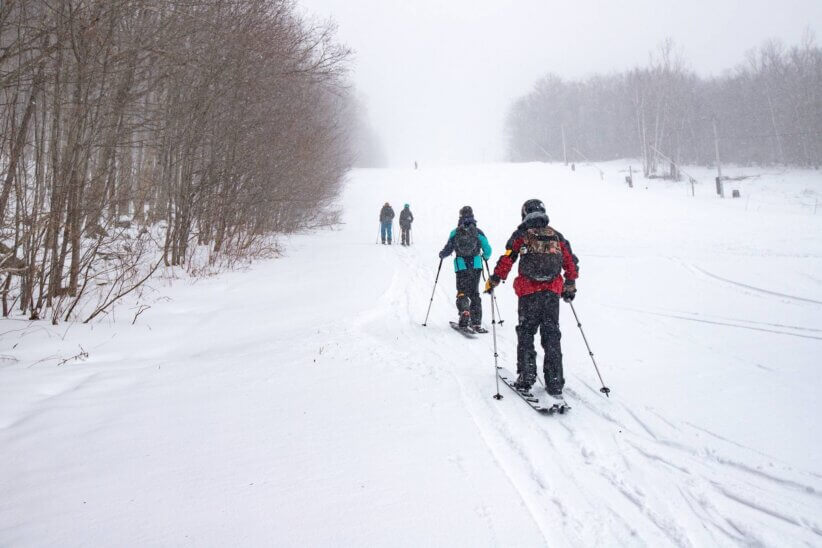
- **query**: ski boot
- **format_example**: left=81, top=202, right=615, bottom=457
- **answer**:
left=544, top=364, right=565, bottom=405
left=514, top=350, right=538, bottom=391
left=513, top=372, right=536, bottom=392
left=458, top=310, right=471, bottom=328
left=471, top=324, right=488, bottom=334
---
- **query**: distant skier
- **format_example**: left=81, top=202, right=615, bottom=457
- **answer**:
left=485, top=199, right=579, bottom=400
left=439, top=206, right=492, bottom=332
left=399, top=204, right=414, bottom=246
left=379, top=202, right=395, bottom=244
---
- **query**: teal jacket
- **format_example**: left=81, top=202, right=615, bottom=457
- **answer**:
left=439, top=227, right=492, bottom=272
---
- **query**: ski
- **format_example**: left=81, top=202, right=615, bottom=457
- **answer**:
left=449, top=321, right=477, bottom=338
left=497, top=367, right=570, bottom=414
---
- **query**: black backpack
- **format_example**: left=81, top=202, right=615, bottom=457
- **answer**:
left=519, top=227, right=562, bottom=281
left=454, top=223, right=480, bottom=257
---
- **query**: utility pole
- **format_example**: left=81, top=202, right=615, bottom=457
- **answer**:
left=712, top=117, right=724, bottom=198
left=561, top=124, right=568, bottom=166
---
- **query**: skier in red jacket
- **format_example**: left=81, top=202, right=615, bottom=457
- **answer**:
left=485, top=199, right=579, bottom=399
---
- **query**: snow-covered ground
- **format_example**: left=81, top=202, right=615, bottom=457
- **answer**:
left=2, top=161, right=821, bottom=546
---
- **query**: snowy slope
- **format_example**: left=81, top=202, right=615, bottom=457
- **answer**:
left=2, top=162, right=821, bottom=546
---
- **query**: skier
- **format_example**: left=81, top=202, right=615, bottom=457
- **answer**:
left=485, top=199, right=579, bottom=400
left=379, top=202, right=395, bottom=244
left=399, top=204, right=414, bottom=246
left=438, top=206, right=492, bottom=333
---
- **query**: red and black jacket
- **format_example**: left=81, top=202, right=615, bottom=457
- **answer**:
left=492, top=212, right=579, bottom=297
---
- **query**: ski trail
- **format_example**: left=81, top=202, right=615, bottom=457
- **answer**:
left=605, top=305, right=822, bottom=341
left=654, top=309, right=822, bottom=333
left=649, top=310, right=822, bottom=339
left=682, top=261, right=822, bottom=305
left=385, top=243, right=822, bottom=546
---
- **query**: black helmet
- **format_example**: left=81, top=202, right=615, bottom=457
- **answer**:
left=459, top=205, right=473, bottom=218
left=521, top=199, right=546, bottom=220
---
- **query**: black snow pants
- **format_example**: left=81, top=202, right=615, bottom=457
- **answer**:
left=516, top=290, right=564, bottom=395
left=400, top=225, right=411, bottom=245
left=455, top=268, right=482, bottom=326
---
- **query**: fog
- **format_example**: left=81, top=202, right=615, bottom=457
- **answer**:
left=299, top=0, right=822, bottom=167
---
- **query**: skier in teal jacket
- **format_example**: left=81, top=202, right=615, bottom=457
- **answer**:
left=438, top=206, right=492, bottom=331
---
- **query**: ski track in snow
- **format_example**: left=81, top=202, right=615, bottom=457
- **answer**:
left=2, top=162, right=822, bottom=546
left=686, top=264, right=822, bottom=306
left=607, top=304, right=822, bottom=341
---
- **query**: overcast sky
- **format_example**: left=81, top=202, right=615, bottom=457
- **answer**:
left=298, top=0, right=822, bottom=167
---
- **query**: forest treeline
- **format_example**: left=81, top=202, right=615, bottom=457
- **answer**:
left=506, top=35, right=822, bottom=175
left=0, top=0, right=375, bottom=323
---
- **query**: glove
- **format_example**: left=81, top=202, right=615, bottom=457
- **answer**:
left=484, top=274, right=501, bottom=293
left=561, top=280, right=576, bottom=302
left=438, top=251, right=449, bottom=260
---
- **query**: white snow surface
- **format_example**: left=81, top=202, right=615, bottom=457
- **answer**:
left=2, top=161, right=822, bottom=546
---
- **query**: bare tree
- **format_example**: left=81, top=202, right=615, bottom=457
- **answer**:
left=1, top=0, right=358, bottom=323
left=505, top=36, right=822, bottom=171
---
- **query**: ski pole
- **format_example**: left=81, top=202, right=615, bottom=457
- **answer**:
left=489, top=287, right=503, bottom=400
left=482, top=258, right=504, bottom=325
left=422, top=258, right=443, bottom=326
left=567, top=301, right=611, bottom=397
